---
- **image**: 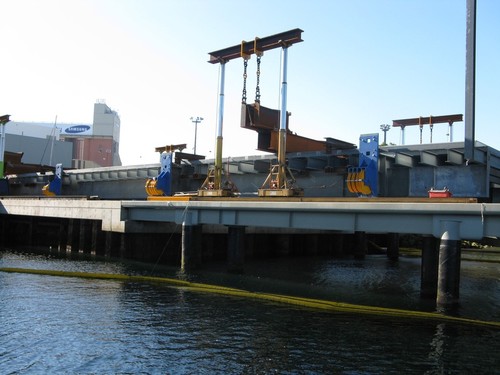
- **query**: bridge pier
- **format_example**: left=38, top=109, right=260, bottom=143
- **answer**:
left=92, top=221, right=106, bottom=256
left=68, top=219, right=80, bottom=253
left=386, top=233, right=400, bottom=261
left=80, top=220, right=92, bottom=254
left=436, top=221, right=462, bottom=308
left=354, top=231, right=367, bottom=259
left=332, top=233, right=345, bottom=257
left=420, top=235, right=439, bottom=299
left=227, top=226, right=245, bottom=273
left=105, top=231, right=121, bottom=258
left=58, top=219, right=68, bottom=252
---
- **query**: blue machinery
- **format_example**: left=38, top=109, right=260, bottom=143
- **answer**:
left=347, top=134, right=379, bottom=197
left=42, top=163, right=63, bottom=196
left=144, top=151, right=173, bottom=196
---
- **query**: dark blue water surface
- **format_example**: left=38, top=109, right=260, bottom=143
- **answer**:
left=0, top=250, right=499, bottom=374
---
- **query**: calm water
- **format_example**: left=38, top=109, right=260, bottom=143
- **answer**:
left=1, top=249, right=499, bottom=374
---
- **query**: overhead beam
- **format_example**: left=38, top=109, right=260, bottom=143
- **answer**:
left=392, top=114, right=463, bottom=128
left=208, top=28, right=304, bottom=63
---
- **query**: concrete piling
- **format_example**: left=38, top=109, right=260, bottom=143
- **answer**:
left=436, top=221, right=462, bottom=307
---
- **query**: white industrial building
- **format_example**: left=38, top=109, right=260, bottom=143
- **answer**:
left=5, top=101, right=121, bottom=170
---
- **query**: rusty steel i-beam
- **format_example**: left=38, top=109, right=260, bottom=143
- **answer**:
left=392, top=114, right=463, bottom=128
left=208, top=28, right=303, bottom=63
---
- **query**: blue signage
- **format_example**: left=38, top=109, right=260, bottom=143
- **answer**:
left=64, top=125, right=91, bottom=134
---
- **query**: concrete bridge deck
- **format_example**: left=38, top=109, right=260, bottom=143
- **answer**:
left=1, top=197, right=499, bottom=240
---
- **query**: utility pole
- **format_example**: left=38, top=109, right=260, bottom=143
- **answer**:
left=190, top=116, right=203, bottom=155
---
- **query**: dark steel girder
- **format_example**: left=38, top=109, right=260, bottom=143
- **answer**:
left=208, top=28, right=304, bottom=64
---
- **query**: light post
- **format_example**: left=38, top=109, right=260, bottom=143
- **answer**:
left=190, top=116, right=203, bottom=155
left=380, top=124, right=391, bottom=145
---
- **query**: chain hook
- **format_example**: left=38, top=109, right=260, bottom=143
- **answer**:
left=242, top=58, right=248, bottom=104
left=255, top=55, right=261, bottom=103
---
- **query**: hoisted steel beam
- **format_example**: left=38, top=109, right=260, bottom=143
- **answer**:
left=208, top=28, right=303, bottom=63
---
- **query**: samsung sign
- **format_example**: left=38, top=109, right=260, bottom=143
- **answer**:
left=63, top=125, right=92, bottom=136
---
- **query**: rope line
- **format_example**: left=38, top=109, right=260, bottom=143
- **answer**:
left=1, top=267, right=498, bottom=329
left=151, top=202, right=190, bottom=274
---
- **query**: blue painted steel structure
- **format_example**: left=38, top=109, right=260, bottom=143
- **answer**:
left=347, top=134, right=379, bottom=197
left=144, top=152, right=172, bottom=196
left=42, top=163, right=62, bottom=196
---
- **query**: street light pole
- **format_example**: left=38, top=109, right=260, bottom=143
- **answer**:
left=190, top=116, right=203, bottom=155
left=380, top=124, right=391, bottom=145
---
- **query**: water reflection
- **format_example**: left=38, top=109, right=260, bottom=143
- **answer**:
left=1, top=248, right=499, bottom=373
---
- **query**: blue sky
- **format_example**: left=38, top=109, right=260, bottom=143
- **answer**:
left=1, top=0, right=498, bottom=165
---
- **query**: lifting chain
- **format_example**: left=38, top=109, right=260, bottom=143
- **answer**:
left=242, top=58, right=248, bottom=104
left=255, top=55, right=261, bottom=103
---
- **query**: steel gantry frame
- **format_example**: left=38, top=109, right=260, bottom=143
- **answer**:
left=392, top=114, right=463, bottom=145
left=201, top=29, right=304, bottom=197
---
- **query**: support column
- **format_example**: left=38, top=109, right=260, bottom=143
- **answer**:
left=92, top=221, right=105, bottom=256
left=386, top=233, right=400, bottom=261
left=58, top=219, right=68, bottom=253
left=276, top=234, right=291, bottom=256
left=193, top=225, right=203, bottom=266
left=80, top=220, right=92, bottom=254
left=437, top=221, right=462, bottom=307
left=105, top=231, right=121, bottom=258
left=69, top=219, right=81, bottom=253
left=308, top=234, right=319, bottom=256
left=27, top=217, right=35, bottom=248
left=119, top=233, right=131, bottom=259
left=181, top=212, right=202, bottom=273
left=332, top=233, right=345, bottom=258
left=227, top=226, right=245, bottom=274
left=420, top=235, right=439, bottom=299
left=354, top=231, right=367, bottom=260
left=0, top=216, right=5, bottom=249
